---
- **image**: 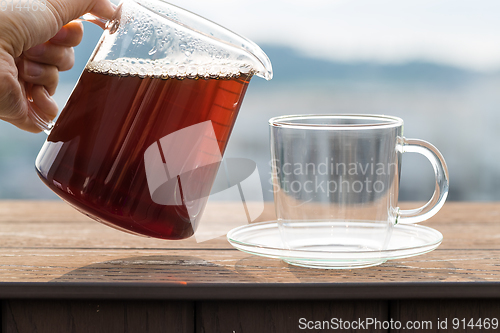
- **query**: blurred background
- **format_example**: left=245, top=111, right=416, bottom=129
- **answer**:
left=1, top=0, right=499, bottom=201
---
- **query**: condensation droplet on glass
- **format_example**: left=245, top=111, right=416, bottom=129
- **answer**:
left=148, top=47, right=157, bottom=56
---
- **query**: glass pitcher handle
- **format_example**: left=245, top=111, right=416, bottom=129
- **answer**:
left=396, top=137, right=450, bottom=224
left=78, top=13, right=109, bottom=29
left=28, top=103, right=54, bottom=135
left=26, top=83, right=55, bottom=135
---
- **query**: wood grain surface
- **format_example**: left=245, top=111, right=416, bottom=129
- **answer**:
left=0, top=201, right=499, bottom=298
left=1, top=201, right=499, bottom=333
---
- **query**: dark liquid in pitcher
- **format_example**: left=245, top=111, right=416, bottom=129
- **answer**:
left=36, top=67, right=251, bottom=239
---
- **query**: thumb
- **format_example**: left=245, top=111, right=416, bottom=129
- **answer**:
left=0, top=0, right=115, bottom=57
left=48, top=0, right=116, bottom=26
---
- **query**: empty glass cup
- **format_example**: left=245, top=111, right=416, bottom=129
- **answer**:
left=269, top=114, right=449, bottom=268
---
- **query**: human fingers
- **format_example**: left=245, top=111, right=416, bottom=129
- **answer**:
left=48, top=0, right=116, bottom=28
left=24, top=43, right=75, bottom=72
left=0, top=51, right=34, bottom=131
left=29, top=84, right=59, bottom=124
left=49, top=21, right=84, bottom=47
left=8, top=85, right=58, bottom=133
left=18, top=59, right=59, bottom=96
left=87, top=0, right=117, bottom=20
left=0, top=0, right=115, bottom=57
left=0, top=54, right=55, bottom=133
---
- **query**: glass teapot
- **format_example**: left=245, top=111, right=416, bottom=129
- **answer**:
left=34, top=0, right=272, bottom=239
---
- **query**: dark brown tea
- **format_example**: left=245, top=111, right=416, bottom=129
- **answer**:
left=36, top=66, right=251, bottom=239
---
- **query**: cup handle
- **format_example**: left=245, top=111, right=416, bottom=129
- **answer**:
left=395, top=137, right=450, bottom=224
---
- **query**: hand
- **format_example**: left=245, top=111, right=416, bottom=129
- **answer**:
left=0, top=0, right=115, bottom=133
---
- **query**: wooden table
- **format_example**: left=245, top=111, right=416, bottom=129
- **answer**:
left=0, top=201, right=499, bottom=332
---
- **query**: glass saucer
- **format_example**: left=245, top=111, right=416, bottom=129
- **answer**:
left=227, top=221, right=443, bottom=269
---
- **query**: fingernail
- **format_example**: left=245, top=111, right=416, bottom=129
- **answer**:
left=24, top=60, right=43, bottom=77
left=25, top=44, right=45, bottom=57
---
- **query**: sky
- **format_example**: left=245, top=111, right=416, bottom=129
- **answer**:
left=128, top=0, right=500, bottom=72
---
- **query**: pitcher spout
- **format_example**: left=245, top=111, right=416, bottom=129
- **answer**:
left=239, top=39, right=273, bottom=81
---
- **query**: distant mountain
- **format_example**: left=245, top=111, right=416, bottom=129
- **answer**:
left=260, top=45, right=484, bottom=84
left=60, top=26, right=490, bottom=85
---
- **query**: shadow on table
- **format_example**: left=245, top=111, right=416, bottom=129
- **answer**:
left=51, top=255, right=258, bottom=283
left=50, top=254, right=482, bottom=283
left=232, top=256, right=486, bottom=282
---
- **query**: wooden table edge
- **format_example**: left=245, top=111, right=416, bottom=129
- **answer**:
left=1, top=282, right=499, bottom=300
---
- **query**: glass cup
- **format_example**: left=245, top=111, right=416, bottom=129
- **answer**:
left=269, top=114, right=449, bottom=268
